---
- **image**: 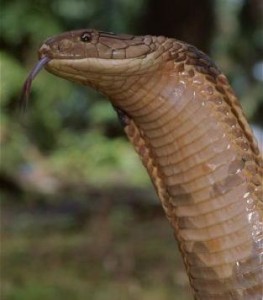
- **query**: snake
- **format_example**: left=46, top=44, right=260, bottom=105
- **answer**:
left=21, top=29, right=263, bottom=299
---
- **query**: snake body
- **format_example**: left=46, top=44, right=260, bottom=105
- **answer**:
left=22, top=29, right=263, bottom=299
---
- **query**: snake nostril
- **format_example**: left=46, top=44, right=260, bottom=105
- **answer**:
left=38, top=44, right=51, bottom=59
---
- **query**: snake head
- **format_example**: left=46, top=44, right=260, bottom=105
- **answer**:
left=39, top=29, right=155, bottom=60
left=21, top=29, right=167, bottom=109
left=38, top=29, right=165, bottom=85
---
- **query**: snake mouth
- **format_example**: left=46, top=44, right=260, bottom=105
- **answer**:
left=20, top=56, right=51, bottom=110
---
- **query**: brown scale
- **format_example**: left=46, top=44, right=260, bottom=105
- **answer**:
left=119, top=113, right=200, bottom=293
left=175, top=43, right=262, bottom=167
left=168, top=44, right=262, bottom=296
left=118, top=112, right=251, bottom=299
left=179, top=49, right=262, bottom=214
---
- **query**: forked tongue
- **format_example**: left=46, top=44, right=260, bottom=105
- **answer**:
left=20, top=56, right=51, bottom=111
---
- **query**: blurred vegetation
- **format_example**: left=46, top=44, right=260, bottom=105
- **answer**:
left=1, top=0, right=262, bottom=299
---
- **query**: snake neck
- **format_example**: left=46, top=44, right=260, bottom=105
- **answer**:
left=100, top=60, right=263, bottom=298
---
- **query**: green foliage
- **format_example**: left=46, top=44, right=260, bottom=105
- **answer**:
left=213, top=0, right=263, bottom=121
left=47, top=130, right=149, bottom=186
left=1, top=52, right=25, bottom=105
left=2, top=210, right=191, bottom=300
left=1, top=2, right=57, bottom=44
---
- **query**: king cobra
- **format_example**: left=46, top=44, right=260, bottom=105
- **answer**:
left=21, top=29, right=263, bottom=299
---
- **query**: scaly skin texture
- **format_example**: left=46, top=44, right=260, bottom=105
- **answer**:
left=30, top=29, right=263, bottom=299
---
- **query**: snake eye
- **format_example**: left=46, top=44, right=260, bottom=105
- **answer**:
left=80, top=32, right=92, bottom=43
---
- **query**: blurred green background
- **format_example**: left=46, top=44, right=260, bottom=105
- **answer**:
left=1, top=0, right=262, bottom=299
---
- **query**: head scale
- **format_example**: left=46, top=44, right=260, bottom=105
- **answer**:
left=39, top=29, right=155, bottom=60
